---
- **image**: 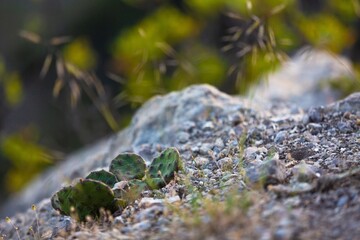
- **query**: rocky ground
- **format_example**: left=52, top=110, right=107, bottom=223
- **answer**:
left=0, top=84, right=359, bottom=240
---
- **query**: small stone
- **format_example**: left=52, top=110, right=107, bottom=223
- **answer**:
left=274, top=131, right=287, bottom=144
left=337, top=195, right=349, bottom=208
left=246, top=159, right=287, bottom=186
left=229, top=113, right=244, bottom=125
left=202, top=121, right=214, bottom=130
left=194, top=157, right=209, bottom=168
left=167, top=196, right=181, bottom=203
left=215, top=138, right=224, bottom=148
left=200, top=143, right=213, bottom=155
left=139, top=198, right=163, bottom=208
left=337, top=121, right=353, bottom=133
left=244, top=147, right=267, bottom=162
left=292, top=161, right=318, bottom=183
left=181, top=121, right=196, bottom=131
left=308, top=107, right=324, bottom=123
left=132, top=220, right=152, bottom=231
left=218, top=157, right=233, bottom=170
left=177, top=132, right=190, bottom=143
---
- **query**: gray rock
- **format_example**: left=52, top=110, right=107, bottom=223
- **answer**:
left=308, top=107, right=324, bottom=123
left=0, top=85, right=244, bottom=217
left=199, top=143, right=213, bottom=155
left=246, top=159, right=287, bottom=186
left=218, top=157, right=233, bottom=170
left=274, top=131, right=287, bottom=144
left=292, top=161, right=319, bottom=183
left=194, top=157, right=209, bottom=168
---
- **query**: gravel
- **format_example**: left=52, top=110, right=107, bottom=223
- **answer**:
left=0, top=85, right=359, bottom=240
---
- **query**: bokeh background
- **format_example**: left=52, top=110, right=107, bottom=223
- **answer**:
left=0, top=0, right=360, bottom=205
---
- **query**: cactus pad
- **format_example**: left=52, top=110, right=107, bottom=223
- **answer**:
left=85, top=169, right=118, bottom=187
left=109, top=153, right=146, bottom=180
left=51, top=186, right=75, bottom=216
left=147, top=147, right=181, bottom=188
left=113, top=179, right=148, bottom=202
left=71, top=179, right=117, bottom=221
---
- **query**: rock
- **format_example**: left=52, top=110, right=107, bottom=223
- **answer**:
left=308, top=107, right=324, bottom=123
left=194, top=157, right=209, bottom=168
left=177, top=131, right=190, bottom=143
left=214, top=138, right=224, bottom=148
left=274, top=131, right=287, bottom=144
left=0, top=85, right=244, bottom=217
left=250, top=47, right=352, bottom=108
left=199, top=143, right=213, bottom=155
left=1, top=82, right=359, bottom=240
left=217, top=157, right=233, bottom=170
left=327, top=92, right=360, bottom=113
left=202, top=121, right=214, bottom=130
left=246, top=158, right=287, bottom=186
left=292, top=161, right=319, bottom=183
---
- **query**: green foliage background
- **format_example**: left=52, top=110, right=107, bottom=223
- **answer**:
left=0, top=0, right=359, bottom=204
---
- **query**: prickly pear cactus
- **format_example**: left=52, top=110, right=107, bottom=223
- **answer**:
left=51, top=147, right=182, bottom=221
left=113, top=179, right=148, bottom=202
left=85, top=169, right=118, bottom=187
left=147, top=147, right=181, bottom=188
left=51, top=186, right=74, bottom=216
left=51, top=179, right=118, bottom=221
left=71, top=179, right=117, bottom=221
left=109, top=153, right=146, bottom=181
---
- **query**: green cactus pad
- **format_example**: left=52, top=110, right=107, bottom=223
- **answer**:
left=147, top=147, right=181, bottom=188
left=109, top=153, right=146, bottom=180
left=113, top=179, right=148, bottom=202
left=144, top=177, right=166, bottom=190
left=71, top=179, right=117, bottom=221
left=51, top=186, right=75, bottom=216
left=85, top=169, right=118, bottom=187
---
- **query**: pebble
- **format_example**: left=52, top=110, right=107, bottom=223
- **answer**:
left=218, top=157, right=233, bottom=170
left=337, top=195, right=349, bottom=208
left=292, top=161, right=318, bottom=183
left=202, top=121, right=214, bottom=130
left=215, top=138, right=224, bottom=148
left=229, top=113, right=244, bottom=125
left=181, top=121, right=196, bottom=131
left=200, top=143, right=213, bottom=155
left=337, top=121, right=353, bottom=133
left=308, top=107, right=324, bottom=123
left=177, top=132, right=190, bottom=143
left=132, top=220, right=152, bottom=231
left=274, top=130, right=287, bottom=144
left=194, top=157, right=209, bottom=168
left=246, top=159, right=287, bottom=185
left=139, top=198, right=163, bottom=208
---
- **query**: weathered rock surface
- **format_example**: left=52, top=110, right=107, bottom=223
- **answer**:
left=0, top=84, right=246, bottom=217
left=0, top=48, right=359, bottom=239
left=0, top=83, right=358, bottom=240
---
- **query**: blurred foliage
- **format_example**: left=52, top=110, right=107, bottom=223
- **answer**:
left=0, top=0, right=360, bottom=197
left=0, top=58, right=23, bottom=107
left=63, top=37, right=97, bottom=71
left=0, top=126, right=53, bottom=192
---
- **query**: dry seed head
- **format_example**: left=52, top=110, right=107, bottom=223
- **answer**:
left=5, top=217, right=11, bottom=223
left=31, top=204, right=37, bottom=211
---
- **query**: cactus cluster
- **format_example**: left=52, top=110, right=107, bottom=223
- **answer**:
left=51, top=147, right=182, bottom=221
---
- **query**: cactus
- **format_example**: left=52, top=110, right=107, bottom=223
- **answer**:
left=52, top=179, right=118, bottom=221
left=113, top=179, right=148, bottom=202
left=109, top=153, right=146, bottom=180
left=146, top=147, right=181, bottom=188
left=51, top=186, right=74, bottom=216
left=71, top=179, right=117, bottom=221
left=85, top=169, right=118, bottom=187
left=51, top=147, right=182, bottom=221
